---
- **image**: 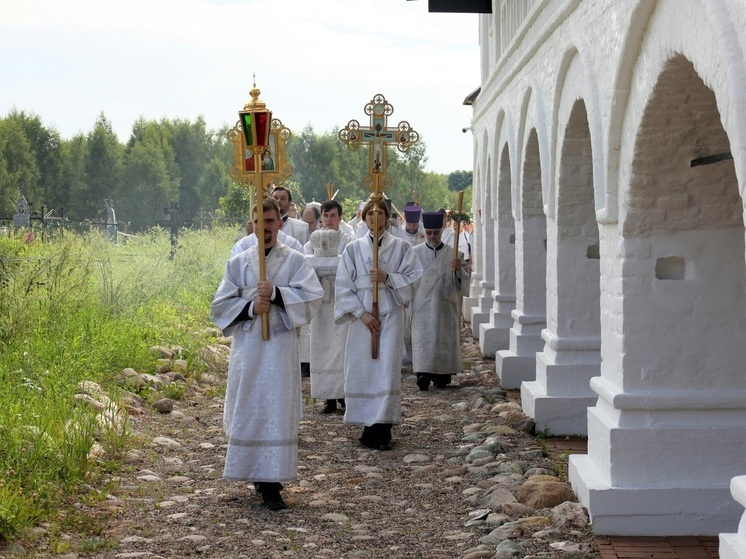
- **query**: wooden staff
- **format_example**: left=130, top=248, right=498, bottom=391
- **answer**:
left=253, top=151, right=269, bottom=340
left=325, top=182, right=339, bottom=201
left=370, top=190, right=382, bottom=359
left=452, top=190, right=465, bottom=261
left=452, top=190, right=466, bottom=329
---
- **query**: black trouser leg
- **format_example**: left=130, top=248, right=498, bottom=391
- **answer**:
left=360, top=425, right=375, bottom=444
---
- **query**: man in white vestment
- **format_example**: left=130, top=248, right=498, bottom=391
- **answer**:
left=301, top=204, right=321, bottom=233
left=410, top=211, right=463, bottom=391
left=230, top=227, right=304, bottom=257
left=272, top=186, right=310, bottom=244
left=271, top=185, right=312, bottom=377
left=402, top=204, right=425, bottom=247
left=335, top=199, right=422, bottom=451
left=400, top=204, right=424, bottom=365
left=210, top=198, right=323, bottom=511
left=355, top=207, right=409, bottom=242
left=306, top=200, right=352, bottom=413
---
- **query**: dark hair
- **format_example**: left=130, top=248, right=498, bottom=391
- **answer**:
left=302, top=205, right=320, bottom=220
left=272, top=185, right=292, bottom=202
left=361, top=199, right=391, bottom=221
left=320, top=199, right=343, bottom=217
left=252, top=198, right=281, bottom=220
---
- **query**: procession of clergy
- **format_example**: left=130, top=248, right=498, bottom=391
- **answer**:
left=210, top=184, right=470, bottom=511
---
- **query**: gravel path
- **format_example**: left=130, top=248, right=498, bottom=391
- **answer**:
left=10, top=327, right=599, bottom=559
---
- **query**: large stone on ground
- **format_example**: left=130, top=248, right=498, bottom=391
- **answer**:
left=515, top=476, right=575, bottom=509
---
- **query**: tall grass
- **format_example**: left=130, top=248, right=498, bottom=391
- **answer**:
left=0, top=226, right=238, bottom=542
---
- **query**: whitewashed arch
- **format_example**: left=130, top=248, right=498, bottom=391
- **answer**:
left=614, top=0, right=746, bottom=219
left=550, top=41, right=605, bottom=219
left=514, top=81, right=551, bottom=222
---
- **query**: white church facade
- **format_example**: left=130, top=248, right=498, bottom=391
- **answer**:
left=464, top=0, right=746, bottom=549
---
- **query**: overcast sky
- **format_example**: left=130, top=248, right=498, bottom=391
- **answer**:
left=0, top=0, right=480, bottom=175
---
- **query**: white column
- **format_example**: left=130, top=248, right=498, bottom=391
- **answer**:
left=720, top=476, right=746, bottom=559
left=471, top=207, right=495, bottom=338
left=479, top=220, right=515, bottom=355
left=522, top=213, right=600, bottom=435
left=496, top=214, right=546, bottom=388
left=569, top=228, right=746, bottom=535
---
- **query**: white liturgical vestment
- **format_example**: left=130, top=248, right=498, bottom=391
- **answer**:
left=210, top=242, right=322, bottom=482
left=334, top=232, right=422, bottom=426
left=410, top=242, right=462, bottom=376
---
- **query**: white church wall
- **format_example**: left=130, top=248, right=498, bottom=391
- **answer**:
left=470, top=0, right=746, bottom=538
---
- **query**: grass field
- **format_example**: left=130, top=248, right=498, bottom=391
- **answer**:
left=0, top=226, right=238, bottom=542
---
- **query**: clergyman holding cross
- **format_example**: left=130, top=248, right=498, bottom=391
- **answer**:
left=334, top=198, right=422, bottom=451
left=210, top=198, right=323, bottom=510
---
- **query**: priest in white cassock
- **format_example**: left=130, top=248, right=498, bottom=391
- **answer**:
left=272, top=186, right=310, bottom=244
left=230, top=222, right=304, bottom=256
left=335, top=198, right=423, bottom=451
left=410, top=211, right=463, bottom=391
left=210, top=198, right=323, bottom=511
left=306, top=199, right=352, bottom=414
left=402, top=204, right=425, bottom=247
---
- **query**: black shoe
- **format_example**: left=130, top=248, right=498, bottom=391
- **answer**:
left=262, top=492, right=288, bottom=511
left=337, top=398, right=346, bottom=409
left=255, top=482, right=287, bottom=511
left=322, top=399, right=337, bottom=414
left=376, top=440, right=393, bottom=451
left=416, top=374, right=430, bottom=391
left=433, top=375, right=452, bottom=389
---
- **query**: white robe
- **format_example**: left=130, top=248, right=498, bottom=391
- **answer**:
left=403, top=227, right=426, bottom=247
left=307, top=254, right=347, bottom=399
left=210, top=242, right=323, bottom=482
left=282, top=216, right=310, bottom=244
left=410, top=243, right=462, bottom=376
left=230, top=230, right=304, bottom=257
left=335, top=232, right=423, bottom=426
left=441, top=226, right=455, bottom=247
left=303, top=230, right=353, bottom=255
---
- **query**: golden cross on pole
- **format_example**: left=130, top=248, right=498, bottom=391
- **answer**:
left=339, top=93, right=419, bottom=359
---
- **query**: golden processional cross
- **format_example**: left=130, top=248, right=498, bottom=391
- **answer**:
left=339, top=93, right=419, bottom=359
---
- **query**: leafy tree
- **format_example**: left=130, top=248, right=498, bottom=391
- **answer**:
left=447, top=170, right=473, bottom=191
left=0, top=117, right=41, bottom=214
left=386, top=140, right=428, bottom=211
left=162, top=117, right=211, bottom=221
left=119, top=120, right=179, bottom=230
left=59, top=134, right=88, bottom=221
left=83, top=113, right=123, bottom=219
left=219, top=181, right=252, bottom=226
left=3, top=111, right=65, bottom=215
left=287, top=125, right=368, bottom=209
left=198, top=156, right=232, bottom=219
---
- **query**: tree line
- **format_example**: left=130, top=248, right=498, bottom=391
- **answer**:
left=0, top=110, right=472, bottom=232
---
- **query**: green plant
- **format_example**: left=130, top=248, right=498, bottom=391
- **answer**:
left=161, top=381, right=188, bottom=400
left=0, top=227, right=236, bottom=542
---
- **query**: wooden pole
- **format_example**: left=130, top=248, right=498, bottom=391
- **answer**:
left=452, top=190, right=465, bottom=329
left=452, top=190, right=465, bottom=261
left=254, top=149, right=270, bottom=340
left=371, top=188, right=381, bottom=359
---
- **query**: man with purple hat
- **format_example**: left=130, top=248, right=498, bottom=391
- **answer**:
left=402, top=204, right=425, bottom=246
left=409, top=211, right=464, bottom=391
